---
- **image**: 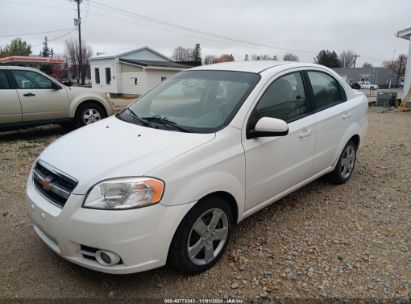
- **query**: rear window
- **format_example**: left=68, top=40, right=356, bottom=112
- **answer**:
left=307, top=71, right=346, bottom=110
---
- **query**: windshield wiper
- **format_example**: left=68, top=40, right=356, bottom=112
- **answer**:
left=121, top=108, right=151, bottom=127
left=142, top=115, right=192, bottom=133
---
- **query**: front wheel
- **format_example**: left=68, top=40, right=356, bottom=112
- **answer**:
left=328, top=140, right=357, bottom=184
left=168, top=196, right=233, bottom=274
left=75, top=103, right=107, bottom=127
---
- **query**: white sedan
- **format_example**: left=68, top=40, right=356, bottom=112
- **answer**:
left=358, top=81, right=379, bottom=90
left=26, top=61, right=368, bottom=274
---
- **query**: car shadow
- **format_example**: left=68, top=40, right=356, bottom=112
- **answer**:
left=0, top=124, right=71, bottom=142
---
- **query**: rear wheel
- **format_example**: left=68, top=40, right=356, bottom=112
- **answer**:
left=328, top=140, right=357, bottom=184
left=75, top=102, right=107, bottom=127
left=168, top=196, right=233, bottom=274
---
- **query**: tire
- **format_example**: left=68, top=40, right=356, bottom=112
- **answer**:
left=168, top=196, right=234, bottom=274
left=75, top=102, right=107, bottom=127
left=328, top=140, right=357, bottom=184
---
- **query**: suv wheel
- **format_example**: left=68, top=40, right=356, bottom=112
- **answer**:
left=168, top=196, right=233, bottom=274
left=328, top=140, right=357, bottom=184
left=75, top=103, right=107, bottom=127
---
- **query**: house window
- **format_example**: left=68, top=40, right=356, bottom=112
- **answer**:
left=134, top=78, right=138, bottom=85
left=105, top=68, right=111, bottom=85
left=161, top=76, right=167, bottom=82
left=95, top=68, right=100, bottom=84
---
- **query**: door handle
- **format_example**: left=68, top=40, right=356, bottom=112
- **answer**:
left=23, top=92, right=36, bottom=97
left=299, top=129, right=312, bottom=139
left=342, top=112, right=352, bottom=120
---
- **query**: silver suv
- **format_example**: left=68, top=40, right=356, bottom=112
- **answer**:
left=0, top=66, right=114, bottom=129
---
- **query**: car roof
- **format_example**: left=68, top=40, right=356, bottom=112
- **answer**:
left=0, top=65, right=40, bottom=71
left=189, top=61, right=324, bottom=74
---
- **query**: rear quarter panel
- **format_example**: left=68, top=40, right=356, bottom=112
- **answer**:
left=332, top=90, right=368, bottom=168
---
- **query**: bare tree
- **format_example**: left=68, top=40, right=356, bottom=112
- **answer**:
left=283, top=52, right=299, bottom=61
left=383, top=54, right=407, bottom=87
left=171, top=46, right=191, bottom=61
left=203, top=55, right=217, bottom=65
left=339, top=50, right=356, bottom=68
left=362, top=62, right=373, bottom=68
left=213, top=54, right=235, bottom=63
left=251, top=54, right=277, bottom=61
left=65, top=38, right=93, bottom=85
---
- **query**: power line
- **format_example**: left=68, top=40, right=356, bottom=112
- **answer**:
left=0, top=28, right=74, bottom=38
left=31, top=29, right=76, bottom=47
left=0, top=0, right=74, bottom=11
left=88, top=0, right=319, bottom=55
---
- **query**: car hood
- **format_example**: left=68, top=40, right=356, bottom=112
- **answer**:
left=38, top=116, right=215, bottom=194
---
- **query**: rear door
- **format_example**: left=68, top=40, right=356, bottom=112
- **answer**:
left=0, top=70, right=22, bottom=124
left=10, top=70, right=69, bottom=121
left=242, top=71, right=317, bottom=212
left=306, top=70, right=350, bottom=174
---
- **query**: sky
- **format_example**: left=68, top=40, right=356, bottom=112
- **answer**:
left=0, top=0, right=410, bottom=67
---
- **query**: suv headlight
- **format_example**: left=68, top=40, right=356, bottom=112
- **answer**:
left=83, top=177, right=164, bottom=210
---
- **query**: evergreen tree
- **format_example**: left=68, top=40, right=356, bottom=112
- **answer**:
left=41, top=36, right=51, bottom=57
left=191, top=43, right=202, bottom=62
left=314, top=50, right=341, bottom=68
left=1, top=38, right=32, bottom=57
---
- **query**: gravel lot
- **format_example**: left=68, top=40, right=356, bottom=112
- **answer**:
left=0, top=108, right=410, bottom=302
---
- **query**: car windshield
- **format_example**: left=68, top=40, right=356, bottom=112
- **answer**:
left=118, top=70, right=260, bottom=133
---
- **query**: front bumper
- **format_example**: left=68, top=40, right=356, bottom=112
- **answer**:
left=26, top=172, right=195, bottom=274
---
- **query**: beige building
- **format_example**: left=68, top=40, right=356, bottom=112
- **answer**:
left=89, top=46, right=190, bottom=96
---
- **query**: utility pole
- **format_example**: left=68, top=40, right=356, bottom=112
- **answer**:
left=74, top=0, right=83, bottom=86
left=353, top=54, right=360, bottom=68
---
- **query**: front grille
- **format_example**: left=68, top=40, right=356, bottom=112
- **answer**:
left=32, top=160, right=78, bottom=208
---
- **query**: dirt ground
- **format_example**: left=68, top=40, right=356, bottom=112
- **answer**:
left=0, top=108, right=410, bottom=302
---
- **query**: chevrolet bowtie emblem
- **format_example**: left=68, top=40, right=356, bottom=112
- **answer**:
left=41, top=177, right=54, bottom=192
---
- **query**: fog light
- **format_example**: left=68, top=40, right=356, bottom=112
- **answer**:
left=95, top=250, right=121, bottom=266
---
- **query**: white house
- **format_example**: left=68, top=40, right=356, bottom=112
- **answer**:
left=396, top=27, right=411, bottom=102
left=89, top=46, right=190, bottom=96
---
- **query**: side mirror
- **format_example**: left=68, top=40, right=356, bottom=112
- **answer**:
left=51, top=82, right=62, bottom=90
left=247, top=117, right=289, bottom=139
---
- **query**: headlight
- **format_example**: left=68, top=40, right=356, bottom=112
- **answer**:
left=83, top=177, right=164, bottom=210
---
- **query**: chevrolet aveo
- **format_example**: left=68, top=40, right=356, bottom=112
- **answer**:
left=26, top=61, right=368, bottom=274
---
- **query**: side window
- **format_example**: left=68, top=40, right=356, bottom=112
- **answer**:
left=0, top=71, right=11, bottom=89
left=307, top=71, right=346, bottom=110
left=12, top=70, right=53, bottom=89
left=253, top=72, right=307, bottom=123
left=105, top=68, right=111, bottom=85
left=95, top=68, right=100, bottom=84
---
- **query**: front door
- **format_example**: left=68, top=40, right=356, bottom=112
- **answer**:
left=242, top=71, right=317, bottom=212
left=0, top=70, right=22, bottom=124
left=11, top=70, right=69, bottom=121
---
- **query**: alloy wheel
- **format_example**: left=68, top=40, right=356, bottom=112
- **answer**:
left=340, top=144, right=356, bottom=179
left=83, top=109, right=101, bottom=125
left=187, top=208, right=228, bottom=266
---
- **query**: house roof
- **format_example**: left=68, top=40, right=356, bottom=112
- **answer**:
left=119, top=58, right=191, bottom=69
left=396, top=27, right=411, bottom=40
left=89, top=46, right=172, bottom=61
